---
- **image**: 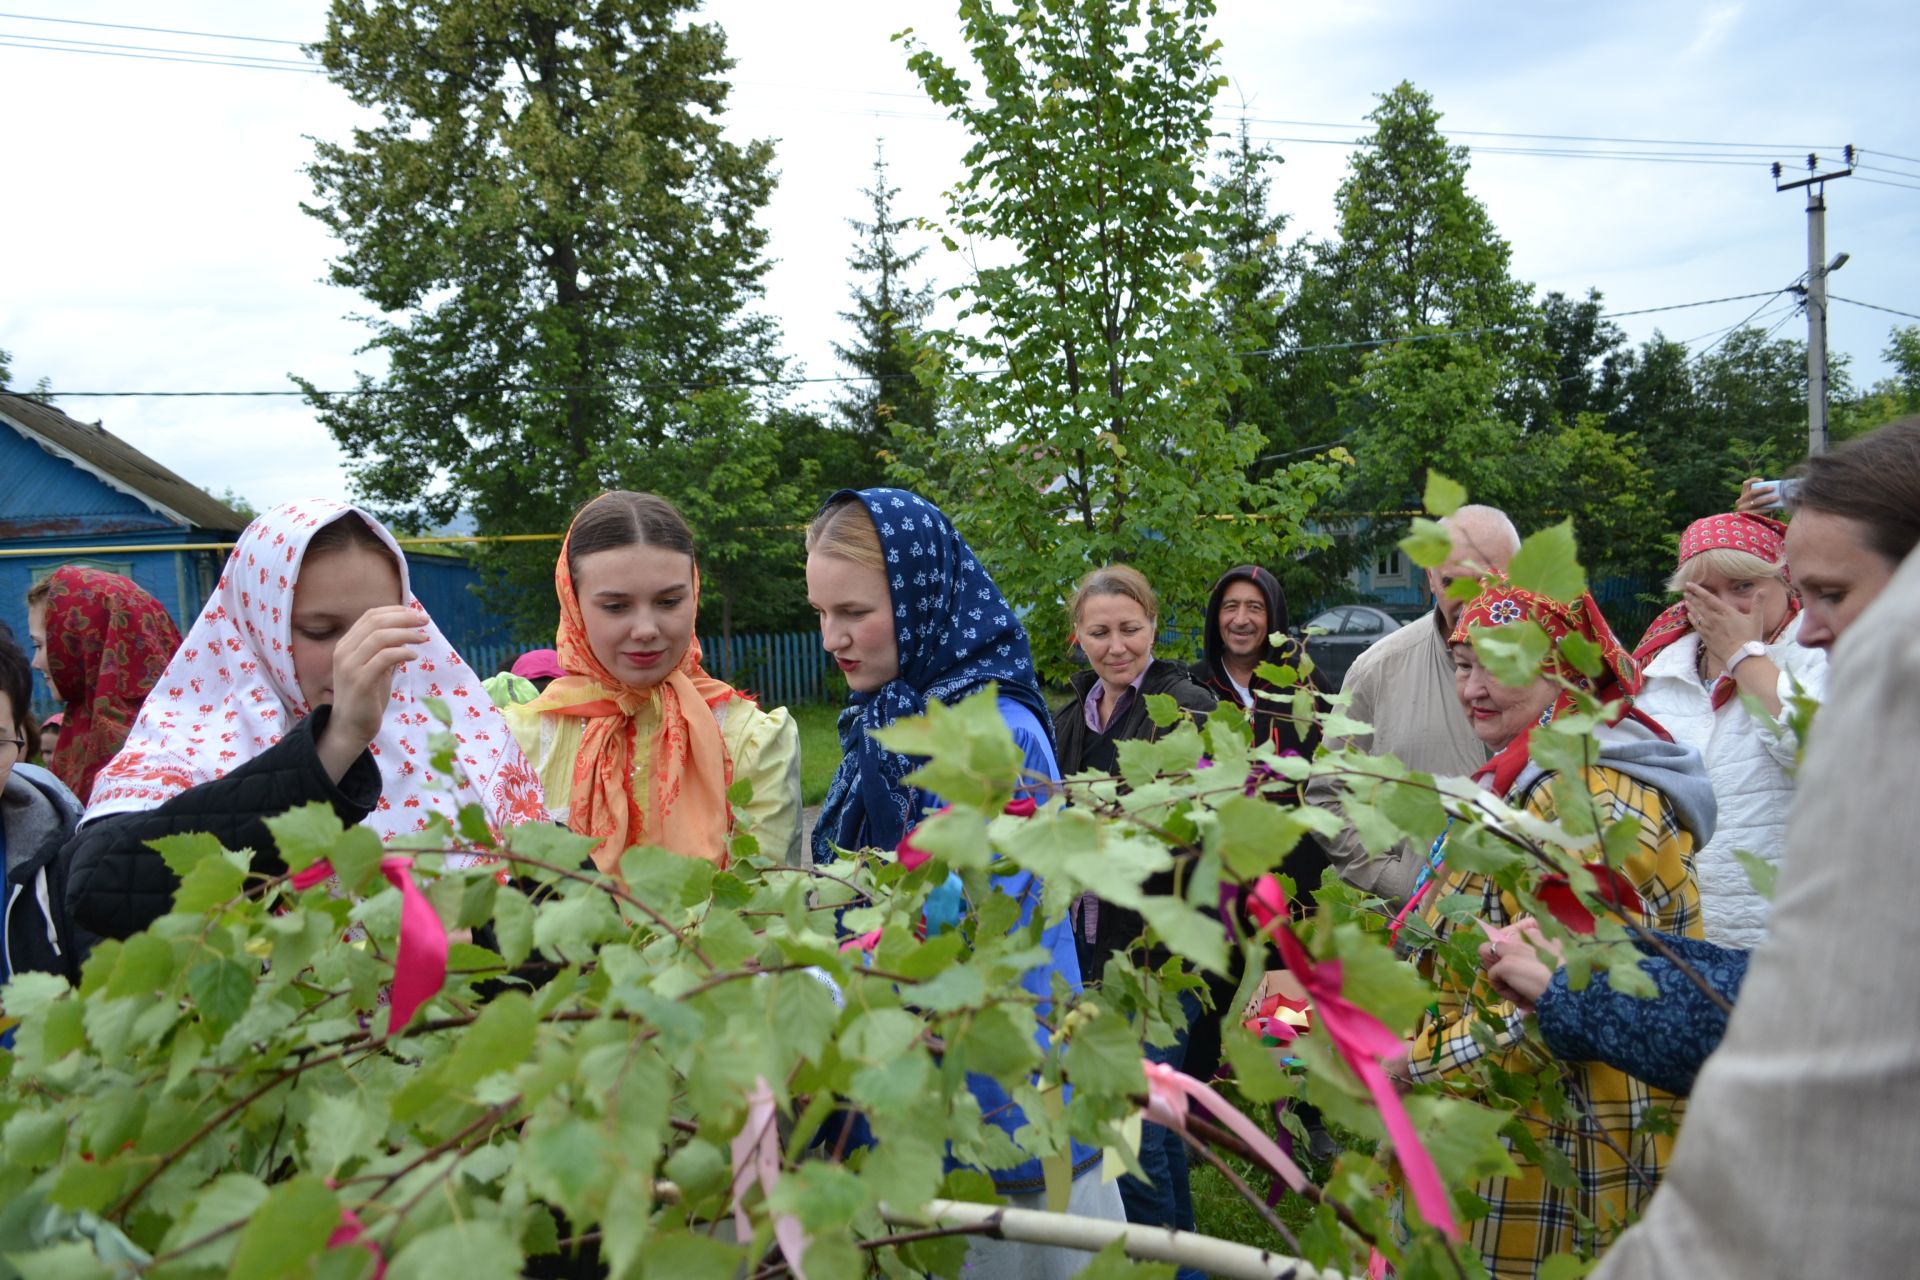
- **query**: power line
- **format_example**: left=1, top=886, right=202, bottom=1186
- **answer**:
left=0, top=37, right=322, bottom=73
left=0, top=10, right=306, bottom=45
left=1829, top=295, right=1920, bottom=323
left=1225, top=114, right=1844, bottom=152
left=0, top=30, right=316, bottom=67
left=1856, top=160, right=1920, bottom=180
left=1853, top=175, right=1920, bottom=193
left=1601, top=290, right=1786, bottom=318
left=1235, top=132, right=1776, bottom=168
left=1684, top=288, right=1800, bottom=365
left=28, top=285, right=1811, bottom=400
left=1864, top=147, right=1920, bottom=166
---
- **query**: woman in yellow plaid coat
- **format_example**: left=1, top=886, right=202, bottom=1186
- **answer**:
left=1398, top=584, right=1713, bottom=1279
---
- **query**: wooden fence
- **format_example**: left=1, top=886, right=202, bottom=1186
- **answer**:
left=459, top=632, right=840, bottom=708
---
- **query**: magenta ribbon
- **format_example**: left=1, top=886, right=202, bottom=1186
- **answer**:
left=729, top=1077, right=809, bottom=1279
left=324, top=1202, right=387, bottom=1279
left=290, top=854, right=447, bottom=1038
left=1249, top=876, right=1462, bottom=1242
left=1142, top=1060, right=1310, bottom=1196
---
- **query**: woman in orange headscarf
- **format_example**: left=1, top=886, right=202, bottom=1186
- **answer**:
left=503, top=492, right=802, bottom=870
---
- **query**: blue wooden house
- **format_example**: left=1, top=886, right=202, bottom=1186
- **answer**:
left=0, top=393, right=516, bottom=713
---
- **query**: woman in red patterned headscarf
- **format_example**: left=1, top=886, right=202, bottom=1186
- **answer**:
left=26, top=567, right=181, bottom=801
left=1631, top=514, right=1826, bottom=949
left=1390, top=582, right=1712, bottom=1279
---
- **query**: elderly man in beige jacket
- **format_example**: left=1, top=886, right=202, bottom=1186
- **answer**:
left=1312, top=505, right=1520, bottom=903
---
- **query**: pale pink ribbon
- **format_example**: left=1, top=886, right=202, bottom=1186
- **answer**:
left=1142, top=1060, right=1310, bottom=1196
left=290, top=855, right=447, bottom=1038
left=729, top=1076, right=808, bottom=1279
left=1249, top=876, right=1462, bottom=1242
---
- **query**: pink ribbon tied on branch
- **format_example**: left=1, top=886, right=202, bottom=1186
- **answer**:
left=729, top=1076, right=808, bottom=1280
left=289, top=855, right=447, bottom=1038
left=1141, top=1059, right=1310, bottom=1198
left=318, top=1188, right=387, bottom=1279
left=1246, top=875, right=1463, bottom=1243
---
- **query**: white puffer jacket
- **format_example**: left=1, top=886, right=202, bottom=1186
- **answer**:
left=1634, top=615, right=1827, bottom=948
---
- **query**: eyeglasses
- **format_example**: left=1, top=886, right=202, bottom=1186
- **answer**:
left=0, top=739, right=24, bottom=756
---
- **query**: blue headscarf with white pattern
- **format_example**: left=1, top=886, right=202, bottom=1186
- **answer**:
left=811, top=488, right=1053, bottom=863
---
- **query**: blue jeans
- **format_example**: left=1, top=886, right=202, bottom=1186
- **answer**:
left=1119, top=989, right=1204, bottom=1280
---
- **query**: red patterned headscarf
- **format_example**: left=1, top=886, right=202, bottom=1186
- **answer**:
left=1451, top=583, right=1656, bottom=797
left=1631, top=513, right=1796, bottom=708
left=39, top=567, right=183, bottom=800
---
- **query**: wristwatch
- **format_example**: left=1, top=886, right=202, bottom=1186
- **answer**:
left=1724, top=640, right=1768, bottom=679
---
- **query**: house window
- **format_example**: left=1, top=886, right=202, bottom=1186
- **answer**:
left=31, top=557, right=136, bottom=587
left=1372, top=548, right=1409, bottom=588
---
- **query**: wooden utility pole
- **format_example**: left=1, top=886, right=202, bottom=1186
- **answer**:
left=1775, top=147, right=1854, bottom=455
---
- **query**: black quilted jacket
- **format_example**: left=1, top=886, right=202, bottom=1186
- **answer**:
left=64, top=707, right=383, bottom=940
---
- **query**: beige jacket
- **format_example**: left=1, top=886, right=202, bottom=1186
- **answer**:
left=1593, top=547, right=1920, bottom=1278
left=1310, top=609, right=1489, bottom=903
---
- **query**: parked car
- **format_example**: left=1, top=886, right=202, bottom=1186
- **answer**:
left=1298, top=604, right=1413, bottom=688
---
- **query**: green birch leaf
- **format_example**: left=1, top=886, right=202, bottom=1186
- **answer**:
left=1135, top=894, right=1229, bottom=976
left=1077, top=1239, right=1176, bottom=1279
left=303, top=1093, right=385, bottom=1179
left=1142, top=692, right=1181, bottom=729
left=1733, top=849, right=1777, bottom=900
left=1469, top=619, right=1551, bottom=688
left=440, top=990, right=536, bottom=1090
left=147, top=831, right=228, bottom=879
left=1423, top=470, right=1467, bottom=518
left=634, top=1232, right=742, bottom=1280
left=1205, top=794, right=1306, bottom=879
left=493, top=885, right=534, bottom=968
left=1558, top=631, right=1604, bottom=679
left=262, top=802, right=347, bottom=874
left=1401, top=516, right=1453, bottom=569
left=104, top=933, right=175, bottom=998
left=226, top=1173, right=337, bottom=1280
left=158, top=1173, right=269, bottom=1270
left=1507, top=519, right=1587, bottom=602
left=388, top=1219, right=523, bottom=1280
left=186, top=959, right=255, bottom=1034
left=173, top=854, right=248, bottom=915
left=874, top=686, right=1022, bottom=812
left=1328, top=924, right=1433, bottom=1036
left=1062, top=1008, right=1146, bottom=1097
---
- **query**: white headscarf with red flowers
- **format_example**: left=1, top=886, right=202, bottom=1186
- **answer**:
left=87, top=499, right=548, bottom=844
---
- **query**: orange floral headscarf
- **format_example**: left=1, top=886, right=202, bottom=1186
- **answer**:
left=527, top=531, right=741, bottom=872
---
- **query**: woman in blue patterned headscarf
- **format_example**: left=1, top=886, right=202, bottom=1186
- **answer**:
left=805, top=488, right=1056, bottom=861
left=803, top=488, right=1126, bottom=1274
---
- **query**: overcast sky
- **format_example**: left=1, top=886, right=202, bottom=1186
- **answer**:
left=3, top=1, right=1915, bottom=515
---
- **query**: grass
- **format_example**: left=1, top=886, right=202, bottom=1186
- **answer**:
left=789, top=701, right=844, bottom=806
left=1189, top=1090, right=1327, bottom=1252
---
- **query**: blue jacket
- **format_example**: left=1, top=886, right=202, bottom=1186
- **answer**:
left=1535, top=931, right=1750, bottom=1096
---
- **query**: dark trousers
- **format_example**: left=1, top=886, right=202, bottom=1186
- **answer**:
left=1119, top=988, right=1205, bottom=1280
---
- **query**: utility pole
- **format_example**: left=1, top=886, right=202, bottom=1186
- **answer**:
left=1775, top=147, right=1853, bottom=455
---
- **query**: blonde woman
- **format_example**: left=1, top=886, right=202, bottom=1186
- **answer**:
left=1631, top=515, right=1825, bottom=946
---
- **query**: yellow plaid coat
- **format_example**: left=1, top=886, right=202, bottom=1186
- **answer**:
left=1406, top=765, right=1703, bottom=1279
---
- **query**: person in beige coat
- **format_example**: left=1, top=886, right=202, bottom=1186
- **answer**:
left=1312, top=505, right=1519, bottom=903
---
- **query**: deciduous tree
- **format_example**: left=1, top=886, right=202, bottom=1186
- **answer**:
left=898, top=0, right=1342, bottom=678
left=296, top=0, right=784, bottom=639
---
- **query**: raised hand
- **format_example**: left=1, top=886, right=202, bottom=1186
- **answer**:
left=316, top=605, right=428, bottom=782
